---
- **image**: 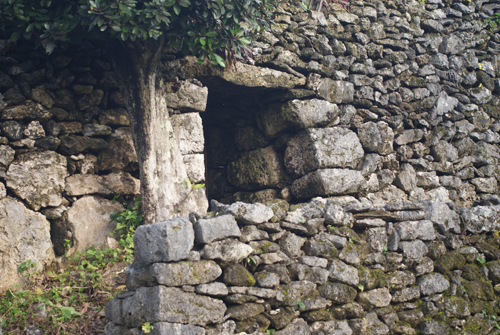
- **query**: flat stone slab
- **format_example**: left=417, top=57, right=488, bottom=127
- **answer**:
left=126, top=260, right=222, bottom=290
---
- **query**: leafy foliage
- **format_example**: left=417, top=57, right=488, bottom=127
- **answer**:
left=0, top=0, right=283, bottom=66
left=485, top=13, right=500, bottom=31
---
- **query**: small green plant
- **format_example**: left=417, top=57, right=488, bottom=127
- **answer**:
left=357, top=284, right=364, bottom=292
left=330, top=226, right=337, bottom=231
left=246, top=256, right=257, bottom=265
left=267, top=329, right=276, bottom=335
left=17, top=260, right=37, bottom=274
left=482, top=310, right=500, bottom=329
left=300, top=219, right=307, bottom=224
left=348, top=237, right=354, bottom=244
left=294, top=299, right=306, bottom=310
left=383, top=246, right=388, bottom=253
left=142, top=322, right=154, bottom=333
left=485, top=13, right=500, bottom=31
left=477, top=256, right=486, bottom=265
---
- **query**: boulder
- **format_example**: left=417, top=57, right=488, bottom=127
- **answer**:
left=0, top=197, right=55, bottom=292
left=284, top=127, right=364, bottom=177
left=6, top=151, right=68, bottom=211
left=65, top=195, right=124, bottom=253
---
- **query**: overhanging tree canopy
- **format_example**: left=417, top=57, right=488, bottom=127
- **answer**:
left=0, top=0, right=283, bottom=224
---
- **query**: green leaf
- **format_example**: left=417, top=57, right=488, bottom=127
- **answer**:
left=239, top=37, right=251, bottom=45
left=173, top=3, right=180, bottom=15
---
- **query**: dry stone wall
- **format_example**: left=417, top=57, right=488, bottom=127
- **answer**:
left=105, top=0, right=500, bottom=334
left=104, top=197, right=500, bottom=335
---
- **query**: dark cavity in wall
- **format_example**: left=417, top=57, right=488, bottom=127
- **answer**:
left=198, top=76, right=295, bottom=204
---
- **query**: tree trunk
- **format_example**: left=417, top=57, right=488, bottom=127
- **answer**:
left=107, top=39, right=202, bottom=225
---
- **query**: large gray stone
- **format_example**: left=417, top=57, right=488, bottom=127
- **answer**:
left=118, top=286, right=226, bottom=327
left=134, top=217, right=194, bottom=263
left=284, top=127, right=364, bottom=177
left=291, top=169, right=366, bottom=199
left=395, top=220, right=436, bottom=241
left=318, top=282, right=357, bottom=304
left=460, top=205, right=500, bottom=234
left=310, top=321, right=352, bottom=335
left=66, top=195, right=124, bottom=254
left=259, top=99, right=341, bottom=137
left=425, top=201, right=461, bottom=234
left=357, top=287, right=392, bottom=309
left=224, top=201, right=274, bottom=224
left=6, top=151, right=68, bottom=211
left=317, top=78, right=354, bottom=103
left=418, top=273, right=450, bottom=296
left=274, top=318, right=310, bottom=335
left=329, top=260, right=359, bottom=286
left=126, top=260, right=222, bottom=290
left=0, top=197, right=55, bottom=292
left=65, top=173, right=140, bottom=196
left=357, top=121, right=394, bottom=155
left=170, top=113, right=204, bottom=154
left=200, top=238, right=253, bottom=264
left=194, top=215, right=240, bottom=244
left=165, top=81, right=208, bottom=113
left=399, top=240, right=428, bottom=261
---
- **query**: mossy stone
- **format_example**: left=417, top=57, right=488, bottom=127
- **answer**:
left=434, top=251, right=466, bottom=274
left=462, top=281, right=495, bottom=301
left=302, top=309, right=334, bottom=323
left=265, top=199, right=289, bottom=223
left=223, top=264, right=256, bottom=286
left=359, top=268, right=387, bottom=290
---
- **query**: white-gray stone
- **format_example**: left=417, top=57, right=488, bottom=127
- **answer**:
left=285, top=127, right=364, bottom=177
left=6, top=151, right=68, bottom=211
left=329, top=260, right=359, bottom=286
left=224, top=201, right=274, bottom=224
left=194, top=214, right=240, bottom=244
left=0, top=197, right=55, bottom=292
left=200, top=238, right=253, bottom=264
left=418, top=273, right=450, bottom=296
left=292, top=168, right=366, bottom=199
left=134, top=217, right=195, bottom=263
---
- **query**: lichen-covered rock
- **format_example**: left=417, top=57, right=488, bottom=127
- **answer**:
left=348, top=312, right=389, bottom=335
left=0, top=197, right=55, bottom=292
left=460, top=205, right=500, bottom=234
left=425, top=201, right=461, bottom=234
left=284, top=127, right=364, bottom=177
left=6, top=151, right=68, bottom=210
